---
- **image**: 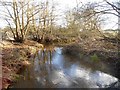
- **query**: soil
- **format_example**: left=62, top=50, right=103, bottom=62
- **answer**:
left=63, top=37, right=119, bottom=58
left=0, top=40, right=43, bottom=89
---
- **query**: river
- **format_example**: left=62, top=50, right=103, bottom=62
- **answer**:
left=11, top=47, right=119, bottom=88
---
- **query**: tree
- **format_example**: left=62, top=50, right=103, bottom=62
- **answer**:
left=29, top=0, right=57, bottom=43
left=65, top=2, right=104, bottom=40
left=91, top=0, right=120, bottom=40
left=0, top=0, right=40, bottom=42
left=104, top=0, right=120, bottom=18
left=104, top=0, right=120, bottom=40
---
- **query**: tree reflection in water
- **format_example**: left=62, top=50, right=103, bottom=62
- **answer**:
left=34, top=46, right=55, bottom=87
left=12, top=46, right=119, bottom=88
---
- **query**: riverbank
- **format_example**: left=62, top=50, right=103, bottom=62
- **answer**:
left=5, top=40, right=120, bottom=89
left=63, top=38, right=120, bottom=79
left=1, top=40, right=43, bottom=89
left=1, top=37, right=120, bottom=89
left=64, top=39, right=120, bottom=58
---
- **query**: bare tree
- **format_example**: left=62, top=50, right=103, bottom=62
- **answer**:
left=29, top=0, right=57, bottom=43
left=104, top=0, right=120, bottom=17
left=0, top=0, right=40, bottom=42
left=98, top=0, right=120, bottom=41
left=65, top=2, right=104, bottom=40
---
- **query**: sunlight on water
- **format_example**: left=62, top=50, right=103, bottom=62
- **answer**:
left=91, top=71, right=118, bottom=87
left=13, top=47, right=119, bottom=88
left=51, top=70, right=71, bottom=87
left=72, top=66, right=118, bottom=87
left=34, top=47, right=118, bottom=88
left=76, top=68, right=90, bottom=80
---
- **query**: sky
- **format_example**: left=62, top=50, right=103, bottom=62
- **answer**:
left=0, top=0, right=119, bottom=30
left=55, top=0, right=119, bottom=30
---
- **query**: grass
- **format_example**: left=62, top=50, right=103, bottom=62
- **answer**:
left=90, top=54, right=100, bottom=62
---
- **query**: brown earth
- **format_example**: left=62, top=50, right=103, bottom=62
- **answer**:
left=0, top=40, right=43, bottom=89
left=63, top=37, right=119, bottom=58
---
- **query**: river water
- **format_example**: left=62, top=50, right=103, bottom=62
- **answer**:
left=12, top=47, right=119, bottom=88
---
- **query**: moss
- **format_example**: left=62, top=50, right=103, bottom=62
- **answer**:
left=90, top=54, right=100, bottom=62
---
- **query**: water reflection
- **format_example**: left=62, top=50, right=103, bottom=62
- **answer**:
left=13, top=47, right=119, bottom=88
left=33, top=47, right=118, bottom=88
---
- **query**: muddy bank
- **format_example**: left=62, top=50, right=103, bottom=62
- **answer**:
left=1, top=40, right=43, bottom=89
left=63, top=38, right=119, bottom=62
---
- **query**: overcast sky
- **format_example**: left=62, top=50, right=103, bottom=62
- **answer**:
left=0, top=0, right=119, bottom=29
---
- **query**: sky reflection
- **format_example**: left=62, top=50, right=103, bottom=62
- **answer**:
left=33, top=47, right=118, bottom=88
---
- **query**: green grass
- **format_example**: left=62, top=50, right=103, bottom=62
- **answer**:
left=90, top=54, right=99, bottom=62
